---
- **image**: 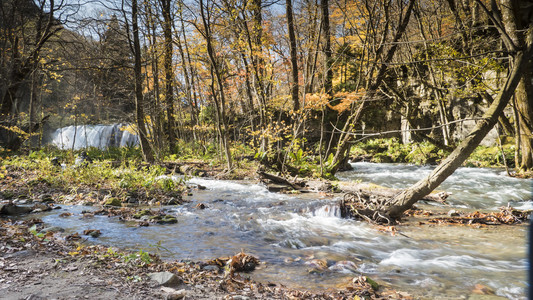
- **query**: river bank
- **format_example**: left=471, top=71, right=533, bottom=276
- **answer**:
left=1, top=151, right=530, bottom=299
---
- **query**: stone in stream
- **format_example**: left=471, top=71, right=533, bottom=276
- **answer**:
left=305, top=259, right=328, bottom=273
left=0, top=203, right=33, bottom=215
left=155, top=215, right=178, bottom=224
left=328, top=260, right=358, bottom=273
left=32, top=203, right=52, bottom=213
left=39, top=226, right=65, bottom=234
left=166, top=197, right=180, bottom=205
left=39, top=194, right=55, bottom=203
left=103, top=197, right=121, bottom=207
left=148, top=271, right=182, bottom=287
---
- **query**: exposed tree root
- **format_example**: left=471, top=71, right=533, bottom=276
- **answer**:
left=340, top=191, right=397, bottom=225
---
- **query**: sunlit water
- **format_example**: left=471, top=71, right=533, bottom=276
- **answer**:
left=25, top=163, right=532, bottom=299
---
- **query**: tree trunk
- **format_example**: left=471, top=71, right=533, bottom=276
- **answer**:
left=498, top=0, right=533, bottom=171
left=199, top=0, right=233, bottom=170
left=132, top=0, right=154, bottom=163
left=286, top=0, right=299, bottom=112
left=161, top=0, right=176, bottom=151
left=386, top=29, right=533, bottom=219
left=328, top=0, right=415, bottom=175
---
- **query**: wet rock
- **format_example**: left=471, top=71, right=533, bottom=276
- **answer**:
left=126, top=196, right=139, bottom=204
left=133, top=209, right=152, bottom=219
left=148, top=271, right=181, bottom=287
left=195, top=203, right=208, bottom=209
left=39, top=226, right=65, bottom=234
left=305, top=259, right=328, bottom=273
left=83, top=229, right=102, bottom=238
left=447, top=209, right=460, bottom=217
left=14, top=199, right=32, bottom=205
left=166, top=198, right=180, bottom=205
left=196, top=184, right=207, bottom=190
left=104, top=197, right=121, bottom=207
left=155, top=215, right=178, bottom=224
left=161, top=287, right=186, bottom=300
left=39, top=194, right=54, bottom=203
left=32, top=203, right=52, bottom=212
left=328, top=260, right=358, bottom=273
left=0, top=203, right=33, bottom=215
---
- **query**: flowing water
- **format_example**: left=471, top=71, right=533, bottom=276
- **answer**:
left=27, top=163, right=531, bottom=299
left=49, top=124, right=139, bottom=150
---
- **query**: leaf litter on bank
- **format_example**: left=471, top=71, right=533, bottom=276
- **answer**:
left=427, top=205, right=531, bottom=226
left=0, top=219, right=409, bottom=299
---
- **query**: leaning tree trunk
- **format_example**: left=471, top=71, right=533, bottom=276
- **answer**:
left=386, top=28, right=533, bottom=220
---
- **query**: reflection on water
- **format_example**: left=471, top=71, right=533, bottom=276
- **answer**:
left=29, top=163, right=531, bottom=299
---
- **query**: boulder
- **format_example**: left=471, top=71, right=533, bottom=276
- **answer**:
left=0, top=203, right=33, bottom=215
left=155, top=215, right=178, bottom=224
left=104, top=197, right=121, bottom=207
left=32, top=203, right=52, bottom=212
left=148, top=271, right=181, bottom=287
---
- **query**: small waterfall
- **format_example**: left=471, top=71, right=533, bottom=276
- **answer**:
left=50, top=124, right=139, bottom=150
left=313, top=204, right=342, bottom=217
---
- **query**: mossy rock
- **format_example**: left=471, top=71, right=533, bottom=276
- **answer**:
left=104, top=197, right=122, bottom=207
left=133, top=209, right=152, bottom=219
left=365, top=276, right=380, bottom=290
left=155, top=215, right=178, bottom=224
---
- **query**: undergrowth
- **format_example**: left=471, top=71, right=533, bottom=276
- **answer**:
left=351, top=138, right=515, bottom=168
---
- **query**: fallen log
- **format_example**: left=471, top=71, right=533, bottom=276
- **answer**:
left=257, top=171, right=303, bottom=190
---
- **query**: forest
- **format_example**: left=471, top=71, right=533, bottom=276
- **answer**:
left=1, top=0, right=532, bottom=299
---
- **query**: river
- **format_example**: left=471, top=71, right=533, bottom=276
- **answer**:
left=28, top=162, right=531, bottom=299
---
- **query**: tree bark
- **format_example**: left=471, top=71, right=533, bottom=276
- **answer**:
left=499, top=0, right=533, bottom=171
left=386, top=28, right=533, bottom=219
left=132, top=0, right=154, bottom=163
left=286, top=0, right=299, bottom=112
left=199, top=0, right=233, bottom=170
left=160, top=0, right=176, bottom=151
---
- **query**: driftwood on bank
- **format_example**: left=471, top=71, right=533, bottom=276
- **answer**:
left=257, top=171, right=334, bottom=193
